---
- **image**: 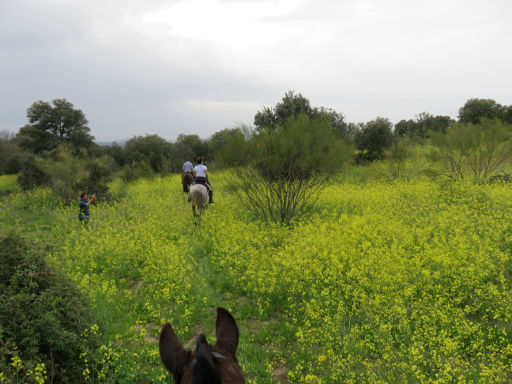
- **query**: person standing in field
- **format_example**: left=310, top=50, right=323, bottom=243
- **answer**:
left=79, top=193, right=96, bottom=225
left=182, top=157, right=194, bottom=184
left=193, top=157, right=214, bottom=203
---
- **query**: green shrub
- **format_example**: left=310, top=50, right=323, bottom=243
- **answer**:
left=431, top=119, right=512, bottom=182
left=231, top=114, right=351, bottom=223
left=354, top=117, right=394, bottom=164
left=43, top=146, right=113, bottom=201
left=18, top=155, right=48, bottom=190
left=121, top=160, right=155, bottom=181
left=0, top=232, right=99, bottom=383
left=123, top=134, right=173, bottom=173
left=17, top=145, right=113, bottom=201
left=0, top=134, right=25, bottom=175
left=209, top=125, right=254, bottom=168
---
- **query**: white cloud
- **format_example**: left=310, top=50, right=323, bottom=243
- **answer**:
left=142, top=0, right=308, bottom=43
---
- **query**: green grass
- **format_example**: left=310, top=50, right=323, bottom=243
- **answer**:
left=1, top=168, right=512, bottom=383
left=0, top=174, right=21, bottom=197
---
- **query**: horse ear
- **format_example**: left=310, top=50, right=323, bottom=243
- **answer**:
left=215, top=307, right=239, bottom=357
left=159, top=323, right=189, bottom=375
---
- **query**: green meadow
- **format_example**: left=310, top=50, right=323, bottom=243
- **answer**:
left=1, top=164, right=511, bottom=383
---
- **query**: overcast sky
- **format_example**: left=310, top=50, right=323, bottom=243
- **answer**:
left=1, top=0, right=511, bottom=142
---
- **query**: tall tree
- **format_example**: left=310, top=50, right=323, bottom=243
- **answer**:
left=416, top=112, right=452, bottom=135
left=355, top=117, right=393, bottom=163
left=175, top=134, right=210, bottom=161
left=254, top=91, right=313, bottom=132
left=394, top=119, right=417, bottom=137
left=254, top=91, right=348, bottom=137
left=395, top=113, right=453, bottom=138
left=208, top=125, right=253, bottom=167
left=0, top=132, right=24, bottom=175
left=123, top=134, right=171, bottom=173
left=502, top=105, right=512, bottom=124
left=17, top=99, right=94, bottom=153
left=458, top=98, right=504, bottom=124
left=318, top=107, right=349, bottom=140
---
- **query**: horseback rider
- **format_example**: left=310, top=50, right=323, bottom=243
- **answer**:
left=182, top=157, right=194, bottom=184
left=192, top=157, right=214, bottom=203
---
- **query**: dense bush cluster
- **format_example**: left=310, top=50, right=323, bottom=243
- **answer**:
left=0, top=232, right=99, bottom=383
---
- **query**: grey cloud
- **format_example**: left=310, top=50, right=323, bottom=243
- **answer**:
left=1, top=0, right=511, bottom=141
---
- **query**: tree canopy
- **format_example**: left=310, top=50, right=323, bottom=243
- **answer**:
left=254, top=91, right=313, bottom=132
left=17, top=99, right=94, bottom=153
left=175, top=134, right=209, bottom=161
left=255, top=113, right=350, bottom=181
left=253, top=91, right=348, bottom=138
left=458, top=98, right=505, bottom=124
left=208, top=125, right=253, bottom=168
left=355, top=117, right=394, bottom=163
left=123, top=134, right=171, bottom=173
left=395, top=113, right=453, bottom=138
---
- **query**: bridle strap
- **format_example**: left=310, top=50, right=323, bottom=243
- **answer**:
left=212, top=351, right=226, bottom=360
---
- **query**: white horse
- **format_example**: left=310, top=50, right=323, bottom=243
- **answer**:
left=189, top=184, right=209, bottom=225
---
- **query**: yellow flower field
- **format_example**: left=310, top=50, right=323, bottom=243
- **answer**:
left=4, top=172, right=512, bottom=383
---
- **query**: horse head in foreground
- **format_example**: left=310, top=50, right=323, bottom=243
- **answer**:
left=159, top=307, right=245, bottom=384
left=189, top=183, right=208, bottom=224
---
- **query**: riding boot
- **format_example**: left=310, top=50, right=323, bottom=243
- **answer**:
left=209, top=191, right=214, bottom=204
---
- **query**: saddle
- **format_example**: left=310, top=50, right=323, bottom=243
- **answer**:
left=193, top=179, right=212, bottom=194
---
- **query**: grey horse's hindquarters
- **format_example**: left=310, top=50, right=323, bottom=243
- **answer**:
left=189, top=184, right=209, bottom=212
